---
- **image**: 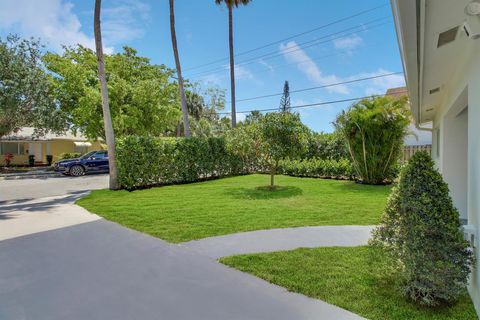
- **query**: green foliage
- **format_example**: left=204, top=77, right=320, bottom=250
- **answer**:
left=305, top=131, right=348, bottom=160
left=371, top=152, right=475, bottom=307
left=0, top=35, right=66, bottom=137
left=116, top=135, right=245, bottom=189
left=46, top=155, right=53, bottom=166
left=225, top=123, right=265, bottom=172
left=259, top=112, right=309, bottom=186
left=28, top=155, right=35, bottom=166
left=281, top=158, right=353, bottom=179
left=78, top=175, right=391, bottom=243
left=43, top=46, right=181, bottom=140
left=59, top=152, right=82, bottom=160
left=335, top=96, right=410, bottom=184
left=221, top=246, right=477, bottom=320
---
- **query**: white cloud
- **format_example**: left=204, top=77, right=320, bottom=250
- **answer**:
left=258, top=59, right=274, bottom=72
left=236, top=113, right=247, bottom=122
left=0, top=0, right=149, bottom=53
left=333, top=34, right=363, bottom=51
left=279, top=41, right=349, bottom=94
left=355, top=69, right=405, bottom=96
left=102, top=0, right=150, bottom=45
left=0, top=0, right=97, bottom=52
left=224, top=64, right=254, bottom=80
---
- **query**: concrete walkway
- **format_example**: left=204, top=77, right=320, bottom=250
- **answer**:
left=0, top=183, right=367, bottom=320
left=0, top=218, right=365, bottom=320
left=181, top=226, right=374, bottom=259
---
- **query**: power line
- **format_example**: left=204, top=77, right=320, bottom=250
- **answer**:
left=228, top=72, right=403, bottom=103
left=187, top=18, right=391, bottom=79
left=217, top=91, right=408, bottom=115
left=183, top=3, right=389, bottom=72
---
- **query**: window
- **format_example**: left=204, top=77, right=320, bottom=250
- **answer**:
left=0, top=142, right=24, bottom=155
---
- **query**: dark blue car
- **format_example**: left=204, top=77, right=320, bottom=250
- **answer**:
left=54, top=150, right=109, bottom=176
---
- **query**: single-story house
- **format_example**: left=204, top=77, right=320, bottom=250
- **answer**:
left=391, top=0, right=480, bottom=314
left=0, top=127, right=103, bottom=166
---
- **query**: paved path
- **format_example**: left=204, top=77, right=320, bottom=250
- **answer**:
left=0, top=174, right=108, bottom=202
left=0, top=193, right=100, bottom=241
left=0, top=218, right=365, bottom=320
left=181, top=226, right=374, bottom=259
left=0, top=176, right=366, bottom=319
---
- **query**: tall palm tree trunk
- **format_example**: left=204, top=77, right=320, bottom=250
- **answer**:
left=169, top=0, right=190, bottom=137
left=94, top=0, right=119, bottom=190
left=228, top=5, right=237, bottom=128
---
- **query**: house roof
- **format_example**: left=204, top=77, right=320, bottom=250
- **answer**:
left=0, top=127, right=91, bottom=142
left=390, top=0, right=475, bottom=124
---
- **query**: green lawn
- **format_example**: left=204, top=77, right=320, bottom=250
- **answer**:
left=77, top=174, right=390, bottom=243
left=220, top=246, right=477, bottom=320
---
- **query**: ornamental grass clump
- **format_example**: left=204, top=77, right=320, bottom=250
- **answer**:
left=335, top=96, right=410, bottom=184
left=371, top=152, right=474, bottom=307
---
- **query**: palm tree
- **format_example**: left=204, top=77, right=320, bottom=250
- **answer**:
left=94, top=0, right=119, bottom=190
left=169, top=0, right=191, bottom=137
left=215, top=0, right=251, bottom=128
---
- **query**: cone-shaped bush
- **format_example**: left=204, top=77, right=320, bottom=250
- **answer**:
left=371, top=151, right=474, bottom=307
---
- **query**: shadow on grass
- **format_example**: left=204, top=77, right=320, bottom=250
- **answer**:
left=226, top=185, right=303, bottom=200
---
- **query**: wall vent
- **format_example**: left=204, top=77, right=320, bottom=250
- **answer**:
left=437, top=26, right=459, bottom=48
left=429, top=87, right=440, bottom=94
left=426, top=108, right=434, bottom=112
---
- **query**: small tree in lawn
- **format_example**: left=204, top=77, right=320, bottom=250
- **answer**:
left=371, top=152, right=474, bottom=307
left=259, top=112, right=308, bottom=187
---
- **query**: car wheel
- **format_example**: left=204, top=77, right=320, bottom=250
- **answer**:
left=69, top=165, right=85, bottom=177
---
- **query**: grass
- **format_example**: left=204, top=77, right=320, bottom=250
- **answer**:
left=220, top=246, right=478, bottom=320
left=77, top=174, right=391, bottom=243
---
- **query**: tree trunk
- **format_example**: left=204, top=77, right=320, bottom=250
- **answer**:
left=228, top=5, right=236, bottom=128
left=270, top=164, right=276, bottom=187
left=94, top=0, right=119, bottom=190
left=169, top=0, right=190, bottom=137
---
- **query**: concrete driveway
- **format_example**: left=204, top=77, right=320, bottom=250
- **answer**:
left=0, top=174, right=364, bottom=320
left=0, top=174, right=108, bottom=202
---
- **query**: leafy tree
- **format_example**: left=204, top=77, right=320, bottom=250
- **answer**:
left=259, top=112, right=309, bottom=187
left=334, top=96, right=410, bottom=184
left=371, top=152, right=474, bottom=306
left=279, top=80, right=291, bottom=113
left=243, top=110, right=263, bottom=125
left=226, top=121, right=264, bottom=172
left=169, top=0, right=191, bottom=137
left=0, top=35, right=66, bottom=137
left=43, top=46, right=181, bottom=140
left=214, top=0, right=252, bottom=128
left=94, top=0, right=119, bottom=189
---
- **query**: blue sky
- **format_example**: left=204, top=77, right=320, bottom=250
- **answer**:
left=0, top=0, right=405, bottom=132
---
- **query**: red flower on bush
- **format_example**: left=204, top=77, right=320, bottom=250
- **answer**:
left=4, top=153, right=14, bottom=166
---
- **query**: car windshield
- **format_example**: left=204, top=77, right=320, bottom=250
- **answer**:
left=79, top=151, right=97, bottom=159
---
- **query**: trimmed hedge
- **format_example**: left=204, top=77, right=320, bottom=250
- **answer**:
left=280, top=158, right=354, bottom=180
left=117, top=136, right=246, bottom=190
left=59, top=152, right=82, bottom=160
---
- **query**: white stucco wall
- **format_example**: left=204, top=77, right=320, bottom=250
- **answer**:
left=430, top=39, right=480, bottom=314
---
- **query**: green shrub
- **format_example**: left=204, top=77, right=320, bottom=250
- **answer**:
left=304, top=132, right=348, bottom=161
left=280, top=158, right=353, bottom=179
left=371, top=152, right=475, bottom=307
left=334, top=96, right=410, bottom=184
left=28, top=154, right=35, bottom=166
left=46, top=154, right=53, bottom=166
left=225, top=123, right=266, bottom=173
left=116, top=136, right=246, bottom=190
left=59, top=152, right=81, bottom=160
